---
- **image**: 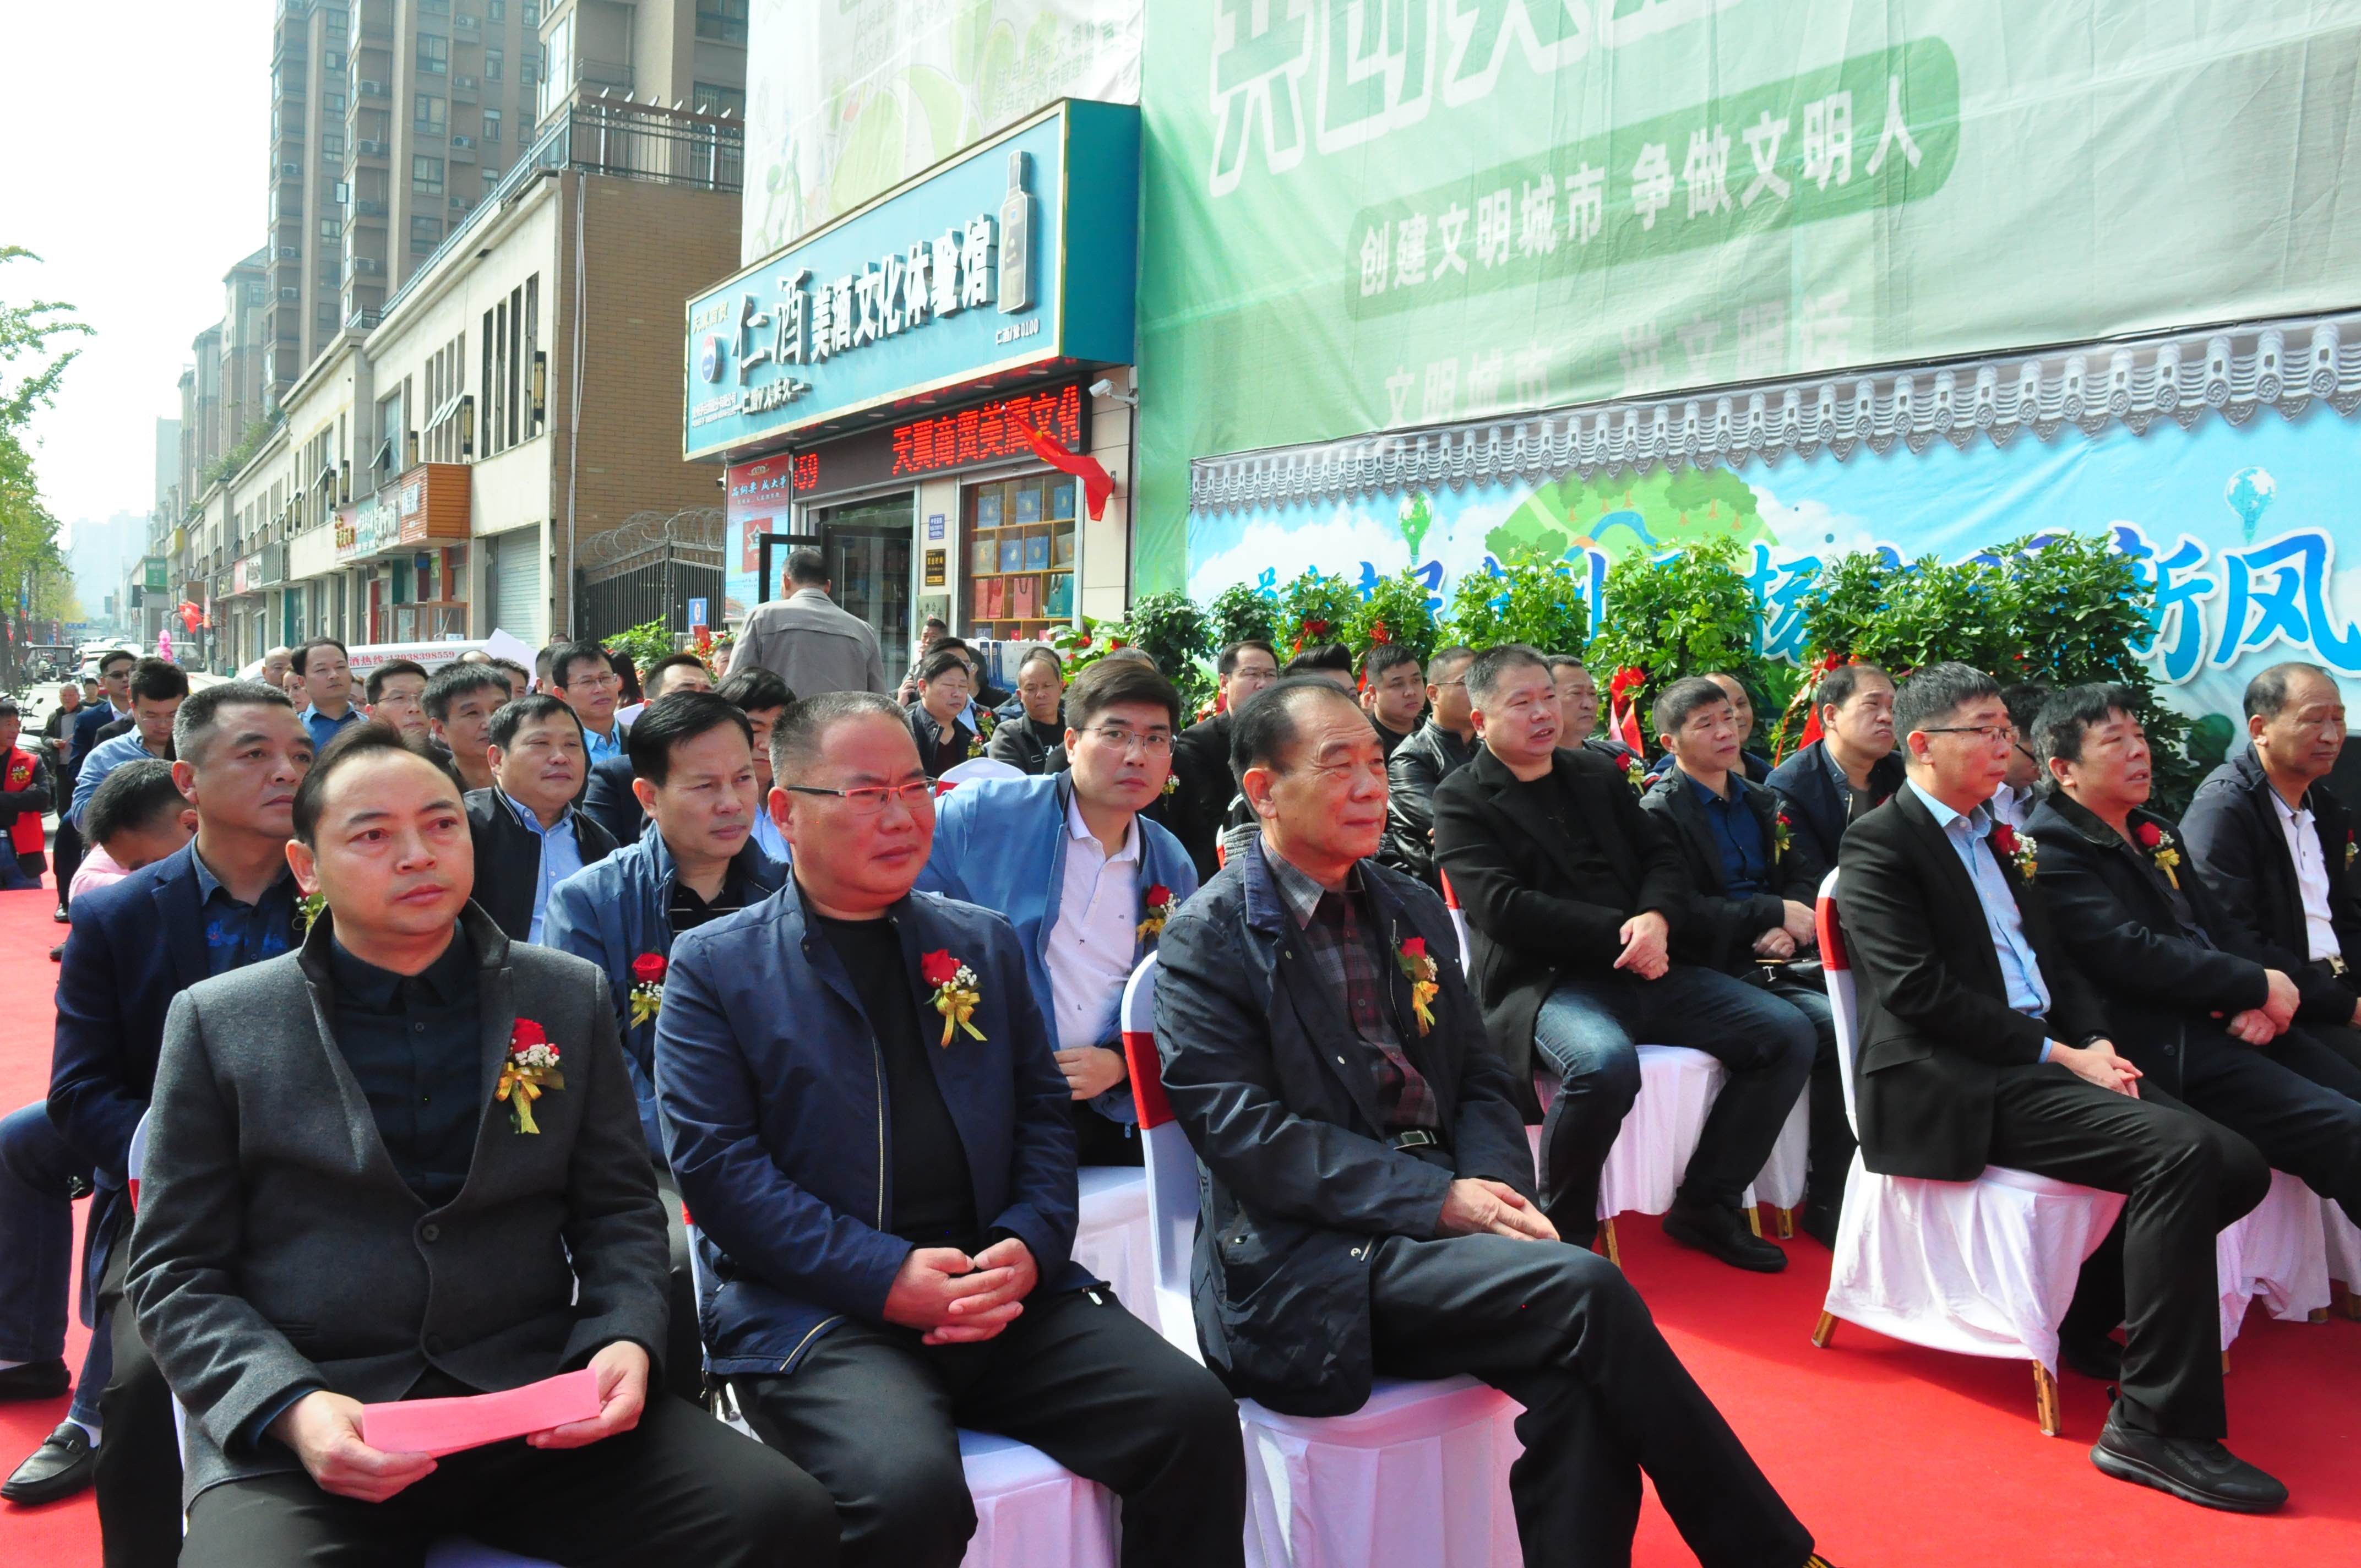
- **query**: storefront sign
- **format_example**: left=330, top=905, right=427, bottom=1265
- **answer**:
left=685, top=99, right=1139, bottom=461
left=142, top=557, right=168, bottom=592
left=923, top=549, right=946, bottom=588
left=336, top=493, right=396, bottom=563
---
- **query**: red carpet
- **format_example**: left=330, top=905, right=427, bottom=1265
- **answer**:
left=2, top=879, right=2357, bottom=1564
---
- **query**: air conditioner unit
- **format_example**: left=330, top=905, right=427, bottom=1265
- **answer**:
left=279, top=287, right=301, bottom=302
left=276, top=246, right=301, bottom=260
left=280, top=161, right=302, bottom=177
left=454, top=74, right=476, bottom=90
left=358, top=139, right=387, bottom=155
left=452, top=134, right=474, bottom=149
left=359, top=78, right=387, bottom=96
left=456, top=14, right=478, bottom=28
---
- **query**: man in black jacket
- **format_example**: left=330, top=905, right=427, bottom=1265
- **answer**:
left=2181, top=662, right=2361, bottom=1074
left=1379, top=643, right=1476, bottom=885
left=464, top=695, right=620, bottom=944
left=1432, top=647, right=1811, bottom=1267
left=2029, top=684, right=2361, bottom=1224
left=1837, top=663, right=2277, bottom=1513
left=1764, top=662, right=1905, bottom=887
left=1166, top=639, right=1279, bottom=880
left=1359, top=642, right=1424, bottom=759
left=1639, top=678, right=1850, bottom=1244
left=1152, top=677, right=1823, bottom=1568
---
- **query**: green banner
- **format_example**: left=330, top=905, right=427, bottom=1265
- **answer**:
left=1134, top=0, right=2361, bottom=590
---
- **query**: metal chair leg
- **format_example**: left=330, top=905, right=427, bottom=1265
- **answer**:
left=1599, top=1216, right=1620, bottom=1267
left=1810, top=1310, right=1837, bottom=1348
left=2032, top=1362, right=2061, bottom=1436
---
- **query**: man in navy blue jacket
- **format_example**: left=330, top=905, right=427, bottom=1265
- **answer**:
left=656, top=691, right=1245, bottom=1568
left=39, top=680, right=314, bottom=1559
left=1764, top=661, right=1905, bottom=887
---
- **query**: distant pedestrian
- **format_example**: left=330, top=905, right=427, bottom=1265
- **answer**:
left=726, top=546, right=888, bottom=696
left=0, top=699, right=55, bottom=891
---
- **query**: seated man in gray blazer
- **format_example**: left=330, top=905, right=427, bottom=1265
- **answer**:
left=128, top=726, right=835, bottom=1567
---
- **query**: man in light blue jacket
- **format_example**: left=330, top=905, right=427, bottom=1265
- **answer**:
left=919, top=658, right=1199, bottom=1164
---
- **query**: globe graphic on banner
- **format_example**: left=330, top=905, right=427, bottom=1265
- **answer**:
left=698, top=335, right=726, bottom=384
left=2224, top=466, right=2276, bottom=539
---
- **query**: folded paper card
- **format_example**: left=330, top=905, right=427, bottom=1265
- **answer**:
left=361, top=1368, right=603, bottom=1457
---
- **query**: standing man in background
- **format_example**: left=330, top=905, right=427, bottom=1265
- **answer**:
left=41, top=682, right=84, bottom=917
left=69, top=660, right=188, bottom=830
left=1361, top=644, right=1426, bottom=760
left=423, top=662, right=510, bottom=793
left=728, top=546, right=888, bottom=696
left=0, top=699, right=54, bottom=892
left=549, top=641, right=629, bottom=764
left=292, top=639, right=364, bottom=755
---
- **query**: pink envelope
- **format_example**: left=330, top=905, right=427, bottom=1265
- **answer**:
left=361, top=1368, right=603, bottom=1457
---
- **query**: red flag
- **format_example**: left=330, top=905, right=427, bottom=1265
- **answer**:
left=1020, top=424, right=1116, bottom=521
left=177, top=601, right=203, bottom=634
left=1606, top=667, right=1647, bottom=753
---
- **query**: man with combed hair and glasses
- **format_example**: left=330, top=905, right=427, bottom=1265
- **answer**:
left=919, top=658, right=1201, bottom=1166
left=423, top=662, right=510, bottom=794
left=2182, top=661, right=2361, bottom=1067
left=1153, top=677, right=1827, bottom=1568
left=548, top=641, right=628, bottom=763
left=364, top=658, right=433, bottom=742
left=1168, top=639, right=1281, bottom=880
left=1432, top=646, right=1811, bottom=1267
left=69, top=657, right=189, bottom=829
left=40, top=682, right=314, bottom=1553
left=464, top=694, right=620, bottom=944
left=128, top=726, right=831, bottom=1566
left=1639, top=676, right=1851, bottom=1246
left=655, top=691, right=1247, bottom=1568
left=1380, top=643, right=1477, bottom=886
left=1837, top=662, right=2277, bottom=1512
left=1764, top=661, right=1904, bottom=886
left=2028, top=683, right=2361, bottom=1242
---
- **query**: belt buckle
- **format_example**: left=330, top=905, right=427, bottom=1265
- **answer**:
left=2330, top=955, right=2349, bottom=979
left=1389, top=1129, right=1438, bottom=1151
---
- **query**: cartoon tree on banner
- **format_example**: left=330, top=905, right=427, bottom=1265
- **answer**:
left=1488, top=466, right=1771, bottom=568
left=1399, top=493, right=1435, bottom=558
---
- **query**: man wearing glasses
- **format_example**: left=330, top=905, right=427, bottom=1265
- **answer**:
left=1837, top=663, right=2280, bottom=1513
left=654, top=690, right=1248, bottom=1568
left=918, top=658, right=1201, bottom=1164
left=549, top=640, right=629, bottom=763
left=1992, top=682, right=2052, bottom=829
left=1167, top=640, right=1281, bottom=879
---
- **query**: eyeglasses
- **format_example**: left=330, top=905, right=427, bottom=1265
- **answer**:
left=1430, top=678, right=1467, bottom=689
left=782, top=781, right=937, bottom=815
left=1919, top=725, right=2016, bottom=745
left=1079, top=726, right=1173, bottom=756
left=567, top=672, right=623, bottom=692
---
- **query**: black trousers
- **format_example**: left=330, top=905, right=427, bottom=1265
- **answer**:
left=654, top=1172, right=706, bottom=1404
left=178, top=1388, right=835, bottom=1568
left=1069, top=1099, right=1144, bottom=1167
left=1984, top=1064, right=2268, bottom=1439
left=95, top=1243, right=183, bottom=1568
left=51, top=815, right=80, bottom=908
left=733, top=1288, right=1245, bottom=1568
left=1367, top=1233, right=1812, bottom=1568
left=1761, top=975, right=1856, bottom=1226
left=2268, top=1020, right=2361, bottom=1101
left=2178, top=1027, right=2361, bottom=1226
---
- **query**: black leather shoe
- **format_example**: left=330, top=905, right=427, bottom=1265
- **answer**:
left=2060, top=1330, right=2124, bottom=1381
left=51, top=906, right=68, bottom=924
left=2, top=1423, right=94, bottom=1504
left=0, top=1359, right=68, bottom=1402
left=2090, top=1408, right=2287, bottom=1513
left=47, top=943, right=62, bottom=962
left=1662, top=1199, right=1788, bottom=1272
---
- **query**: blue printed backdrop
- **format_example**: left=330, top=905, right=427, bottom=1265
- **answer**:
left=1184, top=405, right=2361, bottom=744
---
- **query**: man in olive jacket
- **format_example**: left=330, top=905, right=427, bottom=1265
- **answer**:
left=1152, top=677, right=1819, bottom=1568
left=128, top=729, right=830, bottom=1565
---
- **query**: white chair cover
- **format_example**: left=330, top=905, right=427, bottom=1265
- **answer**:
left=1120, top=957, right=1524, bottom=1568
left=959, top=1429, right=1120, bottom=1568
left=939, top=757, right=1027, bottom=787
left=1595, top=1045, right=1723, bottom=1219
left=1812, top=872, right=2128, bottom=1379
left=1074, top=1167, right=1154, bottom=1314
left=1750, top=1091, right=1811, bottom=1213
left=2322, top=1190, right=2361, bottom=1298
left=2214, top=1170, right=2331, bottom=1346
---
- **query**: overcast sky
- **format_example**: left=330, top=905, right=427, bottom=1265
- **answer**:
left=2, top=2, right=273, bottom=541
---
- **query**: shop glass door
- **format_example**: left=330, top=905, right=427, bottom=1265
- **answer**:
left=816, top=494, right=913, bottom=667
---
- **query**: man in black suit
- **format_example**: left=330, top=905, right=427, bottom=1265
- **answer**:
left=1639, top=677, right=1851, bottom=1245
left=2028, top=684, right=2361, bottom=1223
left=1764, top=662, right=1904, bottom=886
left=2181, top=662, right=2361, bottom=1080
left=1432, top=647, right=1811, bottom=1267
left=1837, top=662, right=2280, bottom=1512
left=1166, top=639, right=1280, bottom=880
left=1154, top=677, right=1825, bottom=1568
left=464, top=695, right=620, bottom=944
left=130, top=727, right=831, bottom=1566
left=1380, top=643, right=1476, bottom=885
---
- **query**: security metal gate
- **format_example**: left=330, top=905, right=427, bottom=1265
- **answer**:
left=574, top=507, right=725, bottom=644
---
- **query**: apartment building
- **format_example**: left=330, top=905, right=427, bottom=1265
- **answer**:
left=536, top=0, right=747, bottom=124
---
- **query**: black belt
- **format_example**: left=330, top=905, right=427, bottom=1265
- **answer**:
left=1387, top=1129, right=1439, bottom=1151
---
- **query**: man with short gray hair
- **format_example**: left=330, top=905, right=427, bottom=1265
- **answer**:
left=1432, top=646, right=1812, bottom=1268
left=727, top=546, right=889, bottom=697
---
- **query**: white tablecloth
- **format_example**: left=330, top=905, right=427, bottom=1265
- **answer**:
left=1074, top=1167, right=1154, bottom=1314
left=2216, top=1168, right=2330, bottom=1347
left=959, top=1429, right=1119, bottom=1568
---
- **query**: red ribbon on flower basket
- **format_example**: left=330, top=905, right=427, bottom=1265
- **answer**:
left=1606, top=667, right=1648, bottom=754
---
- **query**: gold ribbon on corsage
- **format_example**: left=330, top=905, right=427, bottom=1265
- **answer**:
left=1136, top=884, right=1176, bottom=946
left=2133, top=821, right=2181, bottom=888
left=921, top=950, right=987, bottom=1048
left=496, top=1020, right=566, bottom=1134
left=1396, top=937, right=1440, bottom=1036
left=628, top=952, right=667, bottom=1027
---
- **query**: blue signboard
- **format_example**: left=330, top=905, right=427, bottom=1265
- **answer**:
left=684, top=99, right=1140, bottom=462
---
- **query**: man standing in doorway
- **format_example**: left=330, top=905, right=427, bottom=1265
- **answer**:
left=727, top=546, right=889, bottom=698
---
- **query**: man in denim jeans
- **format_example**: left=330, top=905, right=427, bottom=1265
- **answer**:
left=1432, top=646, right=1813, bottom=1268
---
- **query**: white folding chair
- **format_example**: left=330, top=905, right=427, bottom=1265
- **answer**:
left=1808, top=871, right=2128, bottom=1436
left=2213, top=1170, right=2331, bottom=1348
left=2322, top=1193, right=2361, bottom=1320
left=1120, top=956, right=1523, bottom=1568
left=938, top=757, right=1028, bottom=789
left=1073, top=1166, right=1153, bottom=1314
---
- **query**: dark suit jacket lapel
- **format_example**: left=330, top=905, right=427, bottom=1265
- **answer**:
left=155, top=849, right=212, bottom=992
left=1661, top=777, right=1727, bottom=895
left=1893, top=785, right=2010, bottom=998
left=1483, top=750, right=1628, bottom=895
left=1363, top=871, right=1456, bottom=1130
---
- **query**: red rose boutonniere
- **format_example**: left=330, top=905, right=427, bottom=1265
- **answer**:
left=1990, top=821, right=2037, bottom=879
left=495, top=1019, right=565, bottom=1134
left=2132, top=820, right=2182, bottom=889
left=1396, top=935, right=1440, bottom=1036
left=629, top=952, right=667, bottom=1027
left=1136, top=883, right=1176, bottom=945
left=920, top=949, right=986, bottom=1048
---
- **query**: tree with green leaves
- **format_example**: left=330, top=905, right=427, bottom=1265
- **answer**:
left=1346, top=565, right=1441, bottom=663
left=1205, top=579, right=1279, bottom=651
left=0, top=246, right=91, bottom=684
left=1275, top=568, right=1360, bottom=655
left=1585, top=537, right=1764, bottom=744
left=1444, top=553, right=1590, bottom=654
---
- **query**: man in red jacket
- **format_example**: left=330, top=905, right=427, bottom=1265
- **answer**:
left=0, top=699, right=55, bottom=891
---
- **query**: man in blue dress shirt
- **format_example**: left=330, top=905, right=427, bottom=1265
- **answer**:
left=293, top=638, right=366, bottom=755
left=550, top=640, right=628, bottom=764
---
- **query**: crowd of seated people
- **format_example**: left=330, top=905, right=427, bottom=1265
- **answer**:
left=10, top=628, right=2357, bottom=1564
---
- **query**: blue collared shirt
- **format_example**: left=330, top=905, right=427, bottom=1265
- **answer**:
left=298, top=703, right=364, bottom=756
left=749, top=803, right=789, bottom=864
left=581, top=721, right=625, bottom=764
left=1685, top=769, right=1768, bottom=897
left=69, top=729, right=170, bottom=829
left=1908, top=781, right=2055, bottom=1053
left=501, top=788, right=584, bottom=943
left=189, top=848, right=301, bottom=976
